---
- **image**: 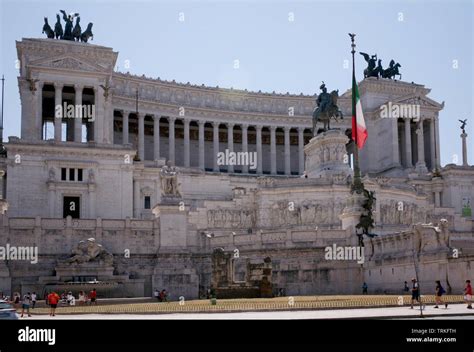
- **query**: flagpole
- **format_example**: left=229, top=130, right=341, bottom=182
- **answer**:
left=0, top=75, right=4, bottom=146
left=349, top=34, right=363, bottom=192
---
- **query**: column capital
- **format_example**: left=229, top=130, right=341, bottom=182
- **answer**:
left=241, top=123, right=249, bottom=130
left=198, top=120, right=206, bottom=126
left=53, top=82, right=64, bottom=90
left=256, top=125, right=263, bottom=131
left=36, top=81, right=44, bottom=90
left=183, top=117, right=191, bottom=125
left=226, top=122, right=234, bottom=129
left=137, top=113, right=144, bottom=120
left=298, top=126, right=305, bottom=133
left=74, top=84, right=84, bottom=91
left=168, top=116, right=176, bottom=123
left=284, top=126, right=291, bottom=132
left=270, top=125, right=277, bottom=132
left=212, top=121, right=220, bottom=128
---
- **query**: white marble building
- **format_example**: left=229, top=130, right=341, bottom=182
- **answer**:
left=0, top=38, right=472, bottom=299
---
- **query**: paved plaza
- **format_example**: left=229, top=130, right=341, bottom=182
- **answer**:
left=18, top=303, right=474, bottom=320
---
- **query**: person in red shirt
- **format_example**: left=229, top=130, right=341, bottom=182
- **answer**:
left=464, top=280, right=472, bottom=309
left=47, top=291, right=60, bottom=317
left=89, top=289, right=97, bottom=305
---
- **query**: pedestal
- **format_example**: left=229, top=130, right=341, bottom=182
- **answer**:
left=152, top=198, right=188, bottom=251
left=304, top=129, right=352, bottom=179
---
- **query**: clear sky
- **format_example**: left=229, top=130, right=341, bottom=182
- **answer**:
left=1, top=0, right=472, bottom=165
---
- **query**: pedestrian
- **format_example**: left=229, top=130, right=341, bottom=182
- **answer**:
left=160, top=289, right=168, bottom=302
left=434, top=280, right=447, bottom=309
left=403, top=281, right=409, bottom=292
left=154, top=288, right=160, bottom=301
left=13, top=292, right=20, bottom=308
left=78, top=291, right=86, bottom=305
left=89, top=288, right=97, bottom=305
left=362, top=282, right=368, bottom=294
left=20, top=292, right=32, bottom=318
left=464, top=280, right=472, bottom=309
left=31, top=292, right=37, bottom=309
left=410, top=278, right=420, bottom=309
left=47, top=291, right=60, bottom=317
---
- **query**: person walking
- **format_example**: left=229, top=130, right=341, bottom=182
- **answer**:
left=31, top=292, right=37, bottom=309
left=78, top=291, right=86, bottom=305
left=20, top=292, right=32, bottom=318
left=410, top=278, right=420, bottom=309
left=434, top=280, right=447, bottom=309
left=47, top=291, right=60, bottom=317
left=362, top=282, right=368, bottom=294
left=403, top=281, right=409, bottom=293
left=464, top=280, right=472, bottom=309
left=89, top=289, right=97, bottom=305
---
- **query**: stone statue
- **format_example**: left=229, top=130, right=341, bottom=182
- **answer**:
left=312, top=82, right=343, bottom=135
left=360, top=52, right=378, bottom=78
left=42, top=18, right=54, bottom=38
left=459, top=119, right=467, bottom=134
left=88, top=169, right=95, bottom=183
left=48, top=168, right=56, bottom=182
left=160, top=161, right=180, bottom=197
left=54, top=14, right=63, bottom=39
left=65, top=238, right=113, bottom=265
left=60, top=10, right=79, bottom=41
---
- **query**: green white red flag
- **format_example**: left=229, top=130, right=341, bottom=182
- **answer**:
left=351, top=74, right=367, bottom=149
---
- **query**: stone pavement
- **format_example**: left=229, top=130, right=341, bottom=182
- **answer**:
left=22, top=303, right=474, bottom=320
left=18, top=295, right=468, bottom=316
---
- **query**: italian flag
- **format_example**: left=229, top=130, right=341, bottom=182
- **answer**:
left=351, top=74, right=368, bottom=149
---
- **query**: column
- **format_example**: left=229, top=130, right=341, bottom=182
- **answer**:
left=198, top=120, right=205, bottom=170
left=256, top=125, right=263, bottom=174
left=133, top=179, right=140, bottom=218
left=168, top=117, right=176, bottom=164
left=153, top=115, right=160, bottom=160
left=429, top=118, right=436, bottom=170
left=227, top=123, right=234, bottom=173
left=270, top=126, right=277, bottom=175
left=416, top=118, right=427, bottom=172
left=434, top=192, right=441, bottom=207
left=404, top=118, right=412, bottom=167
left=183, top=118, right=190, bottom=167
left=88, top=184, right=96, bottom=218
left=434, top=116, right=441, bottom=169
left=138, top=113, right=145, bottom=160
left=74, top=84, right=83, bottom=142
left=93, top=87, right=99, bottom=143
left=213, top=122, right=220, bottom=172
left=461, top=132, right=468, bottom=166
left=54, top=83, right=63, bottom=142
left=392, top=118, right=400, bottom=166
left=242, top=124, right=249, bottom=173
left=284, top=126, right=291, bottom=175
left=298, top=127, right=305, bottom=175
left=122, top=111, right=129, bottom=144
left=36, top=81, right=44, bottom=140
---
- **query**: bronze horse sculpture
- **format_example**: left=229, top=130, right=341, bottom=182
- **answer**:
left=80, top=23, right=94, bottom=43
left=42, top=18, right=54, bottom=38
left=312, top=89, right=343, bottom=135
